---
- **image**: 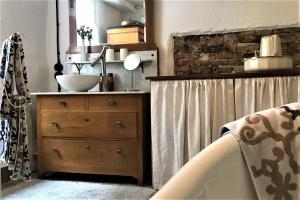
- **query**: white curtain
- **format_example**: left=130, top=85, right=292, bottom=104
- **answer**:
left=235, top=76, right=300, bottom=118
left=151, top=76, right=300, bottom=189
left=151, top=79, right=235, bottom=189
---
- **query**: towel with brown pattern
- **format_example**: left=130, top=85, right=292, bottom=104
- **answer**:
left=220, top=103, right=300, bottom=200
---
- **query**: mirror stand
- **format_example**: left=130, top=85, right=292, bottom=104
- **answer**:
left=124, top=54, right=143, bottom=91
left=124, top=71, right=136, bottom=92
left=125, top=71, right=140, bottom=92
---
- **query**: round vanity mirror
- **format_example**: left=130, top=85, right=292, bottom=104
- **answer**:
left=124, top=54, right=141, bottom=71
left=123, top=54, right=142, bottom=91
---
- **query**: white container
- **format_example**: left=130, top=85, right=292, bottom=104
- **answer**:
left=81, top=39, right=87, bottom=61
left=260, top=35, right=282, bottom=57
left=244, top=56, right=293, bottom=71
left=120, top=48, right=128, bottom=61
left=106, top=48, right=115, bottom=62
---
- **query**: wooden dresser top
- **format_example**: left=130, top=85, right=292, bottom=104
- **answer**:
left=31, top=91, right=149, bottom=96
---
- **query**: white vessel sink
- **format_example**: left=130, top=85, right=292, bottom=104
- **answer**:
left=244, top=56, right=293, bottom=71
left=56, top=74, right=99, bottom=92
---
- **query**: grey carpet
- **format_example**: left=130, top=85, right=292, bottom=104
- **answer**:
left=1, top=179, right=155, bottom=200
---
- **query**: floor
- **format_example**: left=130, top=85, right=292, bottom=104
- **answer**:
left=1, top=173, right=156, bottom=200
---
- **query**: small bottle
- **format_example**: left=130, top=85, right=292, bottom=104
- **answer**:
left=99, top=73, right=103, bottom=92
left=107, top=73, right=114, bottom=91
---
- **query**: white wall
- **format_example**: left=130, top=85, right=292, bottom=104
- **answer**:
left=0, top=0, right=50, bottom=92
left=154, top=0, right=299, bottom=75
left=0, top=0, right=68, bottom=93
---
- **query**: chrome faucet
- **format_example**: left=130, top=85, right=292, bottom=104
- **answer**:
left=90, top=45, right=109, bottom=76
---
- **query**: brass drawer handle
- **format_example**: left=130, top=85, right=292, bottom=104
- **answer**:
left=59, top=99, right=67, bottom=106
left=52, top=121, right=59, bottom=128
left=115, top=121, right=122, bottom=128
left=52, top=148, right=61, bottom=157
left=116, top=148, right=123, bottom=154
left=108, top=99, right=116, bottom=106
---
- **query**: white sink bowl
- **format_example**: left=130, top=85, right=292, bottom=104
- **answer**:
left=56, top=74, right=99, bottom=92
left=244, top=56, right=293, bottom=71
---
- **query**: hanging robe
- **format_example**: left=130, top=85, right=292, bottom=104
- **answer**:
left=0, top=32, right=31, bottom=180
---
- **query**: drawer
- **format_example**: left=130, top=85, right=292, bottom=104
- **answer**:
left=41, top=139, right=137, bottom=177
left=88, top=95, right=138, bottom=110
left=40, top=111, right=137, bottom=139
left=38, top=96, right=86, bottom=110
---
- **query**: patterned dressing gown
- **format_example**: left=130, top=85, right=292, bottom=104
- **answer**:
left=0, top=33, right=31, bottom=180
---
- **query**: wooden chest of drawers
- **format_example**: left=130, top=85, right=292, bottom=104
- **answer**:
left=36, top=94, right=150, bottom=185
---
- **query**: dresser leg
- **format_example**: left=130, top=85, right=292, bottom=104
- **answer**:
left=37, top=172, right=45, bottom=179
left=137, top=177, right=143, bottom=186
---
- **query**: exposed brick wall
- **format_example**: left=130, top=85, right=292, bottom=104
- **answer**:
left=173, top=27, right=300, bottom=75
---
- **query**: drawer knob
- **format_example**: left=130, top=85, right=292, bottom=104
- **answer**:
left=52, top=121, right=59, bottom=128
left=52, top=148, right=61, bottom=157
left=85, top=118, right=90, bottom=122
left=59, top=99, right=67, bottom=106
left=116, top=148, right=123, bottom=154
left=108, top=99, right=116, bottom=106
left=85, top=145, right=90, bottom=150
left=115, top=121, right=122, bottom=128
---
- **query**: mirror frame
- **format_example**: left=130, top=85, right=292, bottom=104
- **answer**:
left=67, top=0, right=157, bottom=53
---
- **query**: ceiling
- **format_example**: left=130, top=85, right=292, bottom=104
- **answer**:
left=103, top=0, right=144, bottom=12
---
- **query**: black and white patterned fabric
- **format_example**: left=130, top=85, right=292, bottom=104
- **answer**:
left=0, top=33, right=31, bottom=181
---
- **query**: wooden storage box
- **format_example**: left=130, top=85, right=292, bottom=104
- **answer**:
left=107, top=26, right=144, bottom=44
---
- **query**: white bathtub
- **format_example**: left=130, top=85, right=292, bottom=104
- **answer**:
left=151, top=134, right=257, bottom=199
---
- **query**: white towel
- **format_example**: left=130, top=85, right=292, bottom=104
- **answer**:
left=220, top=103, right=300, bottom=199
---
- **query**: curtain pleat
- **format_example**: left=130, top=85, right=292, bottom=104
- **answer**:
left=151, top=79, right=235, bottom=189
left=151, top=81, right=186, bottom=189
left=235, top=77, right=300, bottom=118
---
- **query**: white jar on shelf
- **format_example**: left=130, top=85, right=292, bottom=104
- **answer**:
left=120, top=48, right=128, bottom=61
left=106, top=48, right=115, bottom=62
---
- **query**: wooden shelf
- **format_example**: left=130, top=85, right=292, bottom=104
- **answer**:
left=66, top=59, right=153, bottom=74
left=66, top=59, right=152, bottom=65
left=146, top=69, right=300, bottom=81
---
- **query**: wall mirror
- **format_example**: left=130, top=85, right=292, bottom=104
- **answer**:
left=68, top=0, right=156, bottom=53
